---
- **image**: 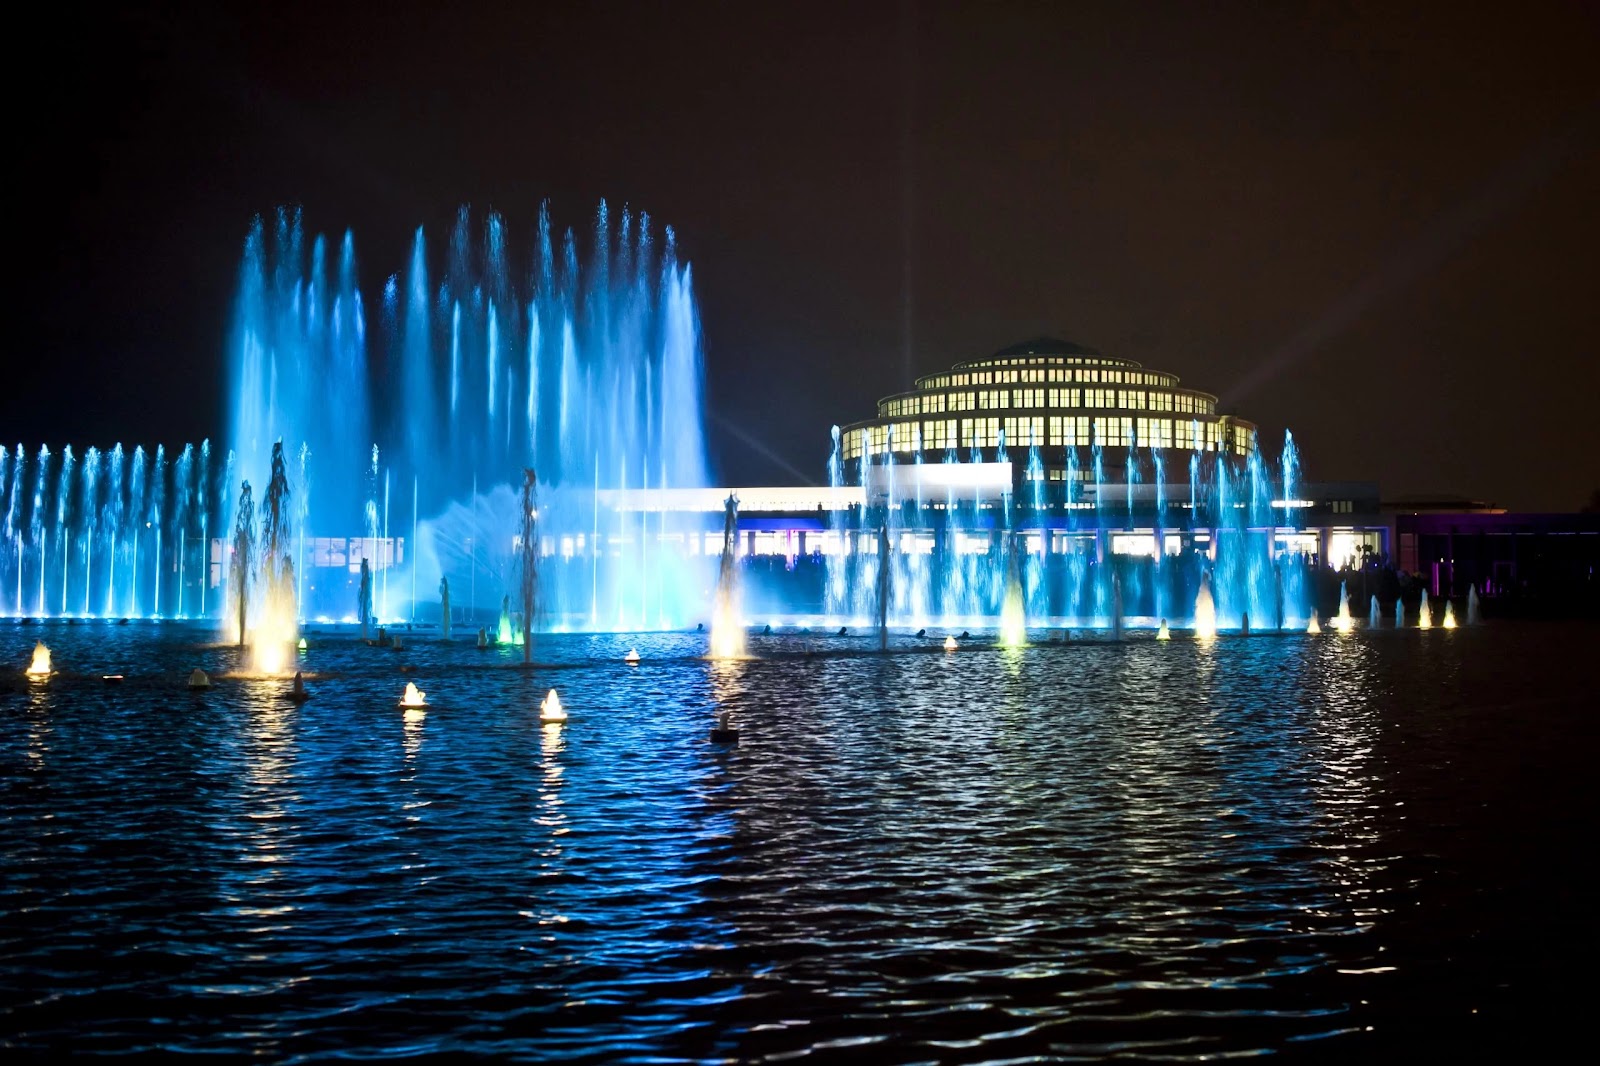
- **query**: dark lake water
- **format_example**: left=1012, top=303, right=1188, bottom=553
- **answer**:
left=1, top=618, right=1592, bottom=1061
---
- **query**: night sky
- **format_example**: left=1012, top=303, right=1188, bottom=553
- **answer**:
left=14, top=1, right=1600, bottom=510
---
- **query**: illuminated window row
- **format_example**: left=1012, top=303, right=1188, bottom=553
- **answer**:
left=879, top=388, right=1215, bottom=418
left=842, top=417, right=1253, bottom=460
left=918, top=366, right=1179, bottom=390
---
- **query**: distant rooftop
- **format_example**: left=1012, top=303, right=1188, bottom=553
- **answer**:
left=1383, top=494, right=1504, bottom=514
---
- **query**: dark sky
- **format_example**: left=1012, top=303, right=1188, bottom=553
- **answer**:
left=13, top=1, right=1600, bottom=509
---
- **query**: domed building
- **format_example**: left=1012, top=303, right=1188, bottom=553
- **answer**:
left=838, top=337, right=1258, bottom=487
left=590, top=335, right=1388, bottom=624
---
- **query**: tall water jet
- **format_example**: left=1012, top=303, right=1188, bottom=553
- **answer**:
left=439, top=576, right=451, bottom=640
left=1418, top=589, right=1433, bottom=629
left=825, top=426, right=848, bottom=618
left=198, top=440, right=211, bottom=618
left=1396, top=598, right=1405, bottom=628
left=1152, top=445, right=1168, bottom=624
left=56, top=446, right=73, bottom=616
left=255, top=441, right=298, bottom=670
left=1091, top=441, right=1110, bottom=621
left=129, top=447, right=147, bottom=616
left=31, top=445, right=47, bottom=616
left=875, top=517, right=890, bottom=651
left=81, top=446, right=99, bottom=618
left=1109, top=572, right=1124, bottom=643
left=709, top=494, right=744, bottom=658
left=229, top=482, right=255, bottom=648
left=1467, top=584, right=1481, bottom=625
left=1278, top=430, right=1307, bottom=626
left=999, top=533, right=1026, bottom=647
left=1193, top=570, right=1217, bottom=638
left=1370, top=595, right=1381, bottom=628
left=3, top=447, right=17, bottom=616
left=517, top=469, right=538, bottom=664
left=1443, top=600, right=1458, bottom=628
left=104, top=443, right=123, bottom=617
left=358, top=558, right=374, bottom=640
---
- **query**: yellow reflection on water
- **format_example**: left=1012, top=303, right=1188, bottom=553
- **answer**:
left=402, top=706, right=426, bottom=763
left=231, top=690, right=300, bottom=904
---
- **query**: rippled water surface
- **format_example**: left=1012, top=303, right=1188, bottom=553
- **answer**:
left=1, top=619, right=1592, bottom=1061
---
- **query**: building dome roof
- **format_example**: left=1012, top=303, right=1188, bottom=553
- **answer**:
left=990, top=337, right=1103, bottom=359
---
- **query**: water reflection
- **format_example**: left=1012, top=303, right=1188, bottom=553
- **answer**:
left=24, top=685, right=54, bottom=768
left=0, top=620, right=1583, bottom=1060
left=229, top=686, right=301, bottom=908
left=402, top=706, right=426, bottom=764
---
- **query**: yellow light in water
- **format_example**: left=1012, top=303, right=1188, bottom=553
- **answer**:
left=709, top=596, right=745, bottom=659
left=944, top=635, right=958, bottom=651
left=1193, top=574, right=1217, bottom=639
left=1443, top=602, right=1458, bottom=629
left=1308, top=615, right=1323, bottom=634
left=998, top=584, right=1026, bottom=647
left=256, top=640, right=287, bottom=675
left=539, top=688, right=567, bottom=722
left=298, top=637, right=308, bottom=651
left=399, top=681, right=426, bottom=707
left=1333, top=593, right=1354, bottom=633
left=1157, top=621, right=1170, bottom=641
left=26, top=642, right=51, bottom=677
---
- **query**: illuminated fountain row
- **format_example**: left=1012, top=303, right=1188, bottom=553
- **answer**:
left=0, top=441, right=221, bottom=618
left=822, top=429, right=1315, bottom=631
left=225, top=202, right=714, bottom=629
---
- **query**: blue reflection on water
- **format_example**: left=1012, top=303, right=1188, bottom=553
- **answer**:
left=0, top=620, right=1589, bottom=1059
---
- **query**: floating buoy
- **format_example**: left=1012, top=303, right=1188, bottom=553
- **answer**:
left=624, top=648, right=640, bottom=665
left=188, top=668, right=211, bottom=690
left=539, top=688, right=566, bottom=724
left=916, top=629, right=926, bottom=638
left=398, top=681, right=426, bottom=708
left=288, top=671, right=311, bottom=704
left=297, top=637, right=308, bottom=651
left=710, top=710, right=739, bottom=744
